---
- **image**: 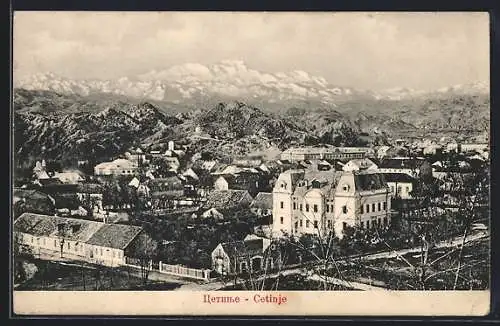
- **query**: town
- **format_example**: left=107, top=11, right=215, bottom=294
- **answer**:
left=13, top=134, right=490, bottom=291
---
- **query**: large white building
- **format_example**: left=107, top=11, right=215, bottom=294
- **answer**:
left=94, top=159, right=139, bottom=176
left=280, top=147, right=369, bottom=162
left=272, top=166, right=391, bottom=238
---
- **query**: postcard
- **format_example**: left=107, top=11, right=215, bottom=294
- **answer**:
left=11, top=11, right=490, bottom=316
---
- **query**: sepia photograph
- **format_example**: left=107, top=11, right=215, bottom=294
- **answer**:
left=11, top=11, right=490, bottom=316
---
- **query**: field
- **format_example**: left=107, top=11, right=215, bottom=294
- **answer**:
left=15, top=258, right=183, bottom=291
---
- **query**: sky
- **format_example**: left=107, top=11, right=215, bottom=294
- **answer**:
left=13, top=11, right=489, bottom=91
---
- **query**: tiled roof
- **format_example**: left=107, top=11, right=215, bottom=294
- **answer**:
left=381, top=173, right=416, bottom=183
left=250, top=192, right=273, bottom=209
left=76, top=183, right=104, bottom=194
left=86, top=223, right=143, bottom=249
left=221, top=239, right=265, bottom=259
left=206, top=190, right=251, bottom=209
left=354, top=173, right=388, bottom=191
left=14, top=213, right=102, bottom=242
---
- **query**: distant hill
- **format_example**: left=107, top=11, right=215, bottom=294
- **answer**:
left=13, top=87, right=489, bottom=169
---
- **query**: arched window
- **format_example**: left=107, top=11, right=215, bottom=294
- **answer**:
left=342, top=206, right=348, bottom=214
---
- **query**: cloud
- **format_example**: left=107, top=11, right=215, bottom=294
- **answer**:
left=13, top=12, right=489, bottom=90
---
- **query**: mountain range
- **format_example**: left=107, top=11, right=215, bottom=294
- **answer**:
left=15, top=60, right=489, bottom=109
left=13, top=61, right=490, bottom=172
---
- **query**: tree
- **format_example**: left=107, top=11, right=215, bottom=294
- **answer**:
left=130, top=234, right=158, bottom=285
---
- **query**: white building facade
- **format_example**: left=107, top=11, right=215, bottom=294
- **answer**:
left=272, top=168, right=391, bottom=239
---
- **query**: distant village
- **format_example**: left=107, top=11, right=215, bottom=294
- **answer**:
left=13, top=134, right=490, bottom=285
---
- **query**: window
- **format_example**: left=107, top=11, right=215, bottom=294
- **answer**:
left=342, top=206, right=348, bottom=214
left=54, top=240, right=57, bottom=247
left=293, top=202, right=296, bottom=210
left=366, top=220, right=370, bottom=229
left=372, top=203, right=375, bottom=212
left=406, top=186, right=410, bottom=193
left=361, top=221, right=364, bottom=229
left=378, top=203, right=381, bottom=211
left=300, top=204, right=303, bottom=211
left=326, top=205, right=330, bottom=213
left=280, top=216, right=284, bottom=224
left=360, top=205, right=364, bottom=214
left=67, top=242, right=70, bottom=250
left=327, top=220, right=332, bottom=228
left=366, top=204, right=370, bottom=213
left=330, top=205, right=334, bottom=212
left=306, top=204, right=309, bottom=212
left=313, top=204, right=318, bottom=213
left=342, top=184, right=349, bottom=192
left=397, top=186, right=402, bottom=194
left=378, top=218, right=381, bottom=227
left=314, top=221, right=318, bottom=228
left=383, top=202, right=387, bottom=210
left=342, top=222, right=347, bottom=230
left=383, top=217, right=388, bottom=225
left=390, top=186, right=394, bottom=193
left=294, top=222, right=298, bottom=229
left=306, top=220, right=310, bottom=228
left=280, top=201, right=284, bottom=209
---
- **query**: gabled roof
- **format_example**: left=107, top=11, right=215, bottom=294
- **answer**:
left=86, top=223, right=143, bottom=250
left=220, top=238, right=266, bottom=259
left=250, top=192, right=273, bottom=209
left=14, top=213, right=102, bottom=242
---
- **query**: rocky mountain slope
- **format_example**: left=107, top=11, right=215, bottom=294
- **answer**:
left=14, top=101, right=182, bottom=168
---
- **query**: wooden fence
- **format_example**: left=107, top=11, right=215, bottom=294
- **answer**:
left=124, top=257, right=210, bottom=281
left=159, top=262, right=210, bottom=281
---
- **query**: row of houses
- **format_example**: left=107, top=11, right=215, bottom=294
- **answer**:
left=14, top=213, right=150, bottom=267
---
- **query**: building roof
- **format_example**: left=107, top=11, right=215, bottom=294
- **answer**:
left=52, top=193, right=81, bottom=210
left=37, top=178, right=63, bottom=186
left=95, top=158, right=137, bottom=170
left=250, top=192, right=273, bottom=210
left=354, top=172, right=387, bottom=191
left=41, top=183, right=79, bottom=195
left=206, top=190, right=252, bottom=209
left=54, top=171, right=84, bottom=181
left=220, top=239, right=266, bottom=259
left=151, top=190, right=185, bottom=199
left=379, top=158, right=425, bottom=170
left=380, top=173, right=416, bottom=184
left=76, top=183, right=104, bottom=194
left=86, top=223, right=143, bottom=250
left=14, top=213, right=102, bottom=242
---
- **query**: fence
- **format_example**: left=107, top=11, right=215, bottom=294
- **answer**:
left=159, top=262, right=211, bottom=281
left=124, top=257, right=211, bottom=281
